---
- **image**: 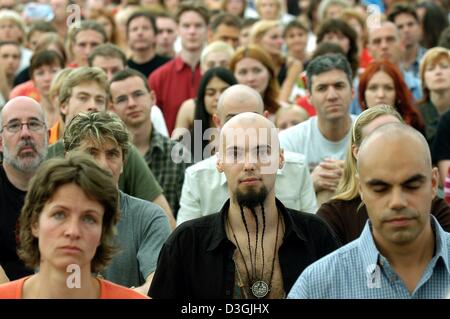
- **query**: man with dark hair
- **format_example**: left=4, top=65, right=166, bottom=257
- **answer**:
left=155, top=12, right=177, bottom=58
left=109, top=68, right=188, bottom=218
left=280, top=53, right=355, bottom=205
left=149, top=2, right=209, bottom=135
left=149, top=92, right=339, bottom=298
left=208, top=12, right=241, bottom=49
left=388, top=2, right=426, bottom=79
left=88, top=43, right=127, bottom=81
left=126, top=11, right=171, bottom=78
left=0, top=97, right=49, bottom=280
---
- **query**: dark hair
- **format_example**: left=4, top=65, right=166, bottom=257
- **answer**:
left=242, top=17, right=259, bottom=29
left=358, top=60, right=425, bottom=134
left=387, top=2, right=419, bottom=23
left=27, top=21, right=57, bottom=42
left=109, top=68, right=151, bottom=99
left=175, top=1, right=209, bottom=25
left=312, top=42, right=345, bottom=59
left=192, top=67, right=237, bottom=159
left=316, top=18, right=358, bottom=78
left=88, top=43, right=127, bottom=67
left=29, top=50, right=64, bottom=79
left=283, top=19, right=309, bottom=38
left=438, top=26, right=450, bottom=49
left=306, top=53, right=352, bottom=92
left=210, top=12, right=242, bottom=32
left=126, top=10, right=157, bottom=36
left=416, top=1, right=449, bottom=49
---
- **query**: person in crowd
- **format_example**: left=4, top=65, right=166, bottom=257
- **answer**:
left=0, top=97, right=49, bottom=281
left=150, top=111, right=338, bottom=298
left=155, top=12, right=177, bottom=58
left=108, top=69, right=187, bottom=219
left=149, top=2, right=209, bottom=135
left=417, top=47, right=450, bottom=146
left=176, top=84, right=317, bottom=226
left=415, top=1, right=448, bottom=49
left=208, top=12, right=241, bottom=49
left=63, top=111, right=171, bottom=294
left=126, top=11, right=171, bottom=78
left=317, top=104, right=450, bottom=245
left=0, top=154, right=148, bottom=299
left=274, top=104, right=308, bottom=131
left=230, top=45, right=281, bottom=118
left=288, top=123, right=450, bottom=298
left=254, top=0, right=294, bottom=24
left=221, top=0, right=258, bottom=18
left=358, top=60, right=425, bottom=134
left=431, top=109, right=450, bottom=187
left=89, top=8, right=120, bottom=45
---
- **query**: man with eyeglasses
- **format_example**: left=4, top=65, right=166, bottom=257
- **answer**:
left=0, top=96, right=49, bottom=281
left=109, top=68, right=188, bottom=218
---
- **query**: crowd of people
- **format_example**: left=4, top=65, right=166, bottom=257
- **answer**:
left=0, top=0, right=450, bottom=299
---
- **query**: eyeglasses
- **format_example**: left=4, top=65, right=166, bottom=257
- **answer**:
left=1, top=119, right=46, bottom=133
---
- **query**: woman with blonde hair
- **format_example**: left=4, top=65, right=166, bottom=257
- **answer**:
left=230, top=44, right=281, bottom=116
left=316, top=104, right=450, bottom=245
left=254, top=0, right=294, bottom=24
left=249, top=20, right=303, bottom=103
left=418, top=47, right=450, bottom=145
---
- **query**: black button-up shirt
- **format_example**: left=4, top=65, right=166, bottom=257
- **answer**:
left=149, top=198, right=340, bottom=299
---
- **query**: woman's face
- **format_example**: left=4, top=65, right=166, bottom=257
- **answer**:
left=364, top=70, right=396, bottom=108
left=260, top=26, right=284, bottom=56
left=234, top=57, right=270, bottom=95
left=95, top=16, right=113, bottom=42
left=424, top=57, right=450, bottom=93
left=226, top=0, right=245, bottom=16
left=322, top=31, right=350, bottom=54
left=239, top=26, right=252, bottom=47
left=32, top=183, right=104, bottom=272
left=284, top=26, right=307, bottom=53
left=204, top=76, right=231, bottom=115
left=257, top=0, right=279, bottom=20
left=33, top=63, right=62, bottom=97
left=202, top=51, right=231, bottom=73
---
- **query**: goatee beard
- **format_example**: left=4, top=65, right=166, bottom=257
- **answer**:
left=235, top=186, right=268, bottom=209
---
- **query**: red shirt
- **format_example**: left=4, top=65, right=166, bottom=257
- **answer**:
left=149, top=56, right=201, bottom=135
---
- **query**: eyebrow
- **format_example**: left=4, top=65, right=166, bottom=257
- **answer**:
left=366, top=174, right=427, bottom=187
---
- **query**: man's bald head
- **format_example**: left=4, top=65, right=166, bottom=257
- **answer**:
left=357, top=123, right=431, bottom=172
left=216, top=84, right=265, bottom=125
left=1, top=96, right=46, bottom=125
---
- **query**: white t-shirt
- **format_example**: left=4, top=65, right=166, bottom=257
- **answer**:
left=279, top=115, right=356, bottom=171
left=151, top=105, right=169, bottom=137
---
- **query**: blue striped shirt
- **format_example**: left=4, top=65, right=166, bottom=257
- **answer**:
left=287, top=216, right=450, bottom=299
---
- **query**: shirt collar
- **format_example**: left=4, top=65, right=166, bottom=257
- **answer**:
left=148, top=130, right=165, bottom=154
left=358, top=216, right=450, bottom=275
left=174, top=56, right=200, bottom=72
left=206, top=198, right=306, bottom=252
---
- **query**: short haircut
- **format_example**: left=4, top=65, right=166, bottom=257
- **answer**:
left=109, top=68, right=150, bottom=100
left=200, top=41, right=235, bottom=70
left=283, top=19, right=309, bottom=38
left=312, top=42, right=345, bottom=59
left=49, top=68, right=72, bottom=105
left=29, top=50, right=64, bottom=78
left=306, top=53, right=353, bottom=92
left=34, top=33, right=67, bottom=64
left=126, top=10, right=157, bottom=36
left=59, top=67, right=108, bottom=119
left=88, top=43, right=127, bottom=67
left=387, top=2, right=419, bottom=23
left=175, top=1, right=209, bottom=25
left=210, top=12, right=242, bottom=32
left=317, top=0, right=349, bottom=22
left=0, top=40, right=20, bottom=51
left=63, top=111, right=131, bottom=160
left=242, top=17, right=259, bottom=29
left=17, top=153, right=119, bottom=273
left=26, top=21, right=57, bottom=42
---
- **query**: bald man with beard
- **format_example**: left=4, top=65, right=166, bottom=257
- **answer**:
left=288, top=123, right=450, bottom=299
left=0, top=97, right=49, bottom=280
left=149, top=112, right=338, bottom=299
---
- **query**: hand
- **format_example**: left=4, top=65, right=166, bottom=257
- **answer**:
left=286, top=56, right=303, bottom=78
left=311, top=159, right=344, bottom=192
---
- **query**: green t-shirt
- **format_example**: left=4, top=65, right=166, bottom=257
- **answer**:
left=46, top=141, right=163, bottom=201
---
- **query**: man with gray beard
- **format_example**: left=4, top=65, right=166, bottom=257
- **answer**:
left=0, top=96, right=48, bottom=280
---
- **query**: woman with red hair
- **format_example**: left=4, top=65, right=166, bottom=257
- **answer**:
left=358, top=60, right=425, bottom=134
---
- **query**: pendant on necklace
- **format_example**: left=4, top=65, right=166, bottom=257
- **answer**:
left=251, top=280, right=269, bottom=298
